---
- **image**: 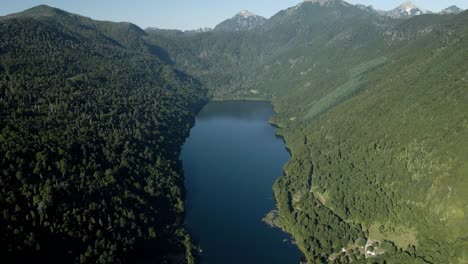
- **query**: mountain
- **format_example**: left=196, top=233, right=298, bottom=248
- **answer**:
left=440, top=5, right=464, bottom=14
left=1, top=4, right=148, bottom=49
left=385, top=1, right=431, bottom=18
left=214, top=10, right=267, bottom=32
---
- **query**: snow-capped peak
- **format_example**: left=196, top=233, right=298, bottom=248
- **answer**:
left=237, top=10, right=256, bottom=18
left=214, top=10, right=267, bottom=32
left=399, top=1, right=417, bottom=12
left=385, top=1, right=430, bottom=18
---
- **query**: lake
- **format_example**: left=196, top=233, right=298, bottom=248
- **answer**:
left=181, top=100, right=300, bottom=264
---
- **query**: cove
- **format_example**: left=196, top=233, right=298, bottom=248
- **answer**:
left=181, top=100, right=300, bottom=264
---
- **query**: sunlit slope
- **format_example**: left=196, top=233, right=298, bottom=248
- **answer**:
left=272, top=11, right=468, bottom=263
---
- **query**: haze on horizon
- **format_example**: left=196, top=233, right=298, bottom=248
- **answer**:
left=1, top=0, right=467, bottom=30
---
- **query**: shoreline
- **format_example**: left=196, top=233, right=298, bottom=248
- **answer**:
left=210, top=97, right=270, bottom=102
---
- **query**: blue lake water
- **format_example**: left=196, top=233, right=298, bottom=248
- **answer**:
left=181, top=100, right=300, bottom=264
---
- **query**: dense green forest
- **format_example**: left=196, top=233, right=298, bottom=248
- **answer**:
left=1, top=1, right=467, bottom=263
left=0, top=5, right=206, bottom=263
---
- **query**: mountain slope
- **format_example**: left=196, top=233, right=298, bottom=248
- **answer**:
left=0, top=5, right=206, bottom=263
left=271, top=11, right=468, bottom=263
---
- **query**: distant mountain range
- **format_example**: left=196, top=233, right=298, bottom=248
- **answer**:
left=143, top=1, right=464, bottom=33
left=211, top=1, right=464, bottom=32
left=356, top=1, right=463, bottom=18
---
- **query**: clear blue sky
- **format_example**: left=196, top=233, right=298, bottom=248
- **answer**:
left=1, top=0, right=466, bottom=30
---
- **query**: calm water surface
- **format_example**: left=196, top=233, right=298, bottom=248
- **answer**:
left=181, top=101, right=300, bottom=264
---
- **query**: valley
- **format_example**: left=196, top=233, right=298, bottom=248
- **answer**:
left=0, top=0, right=467, bottom=263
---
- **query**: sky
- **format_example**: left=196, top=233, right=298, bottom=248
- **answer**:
left=1, top=0, right=467, bottom=30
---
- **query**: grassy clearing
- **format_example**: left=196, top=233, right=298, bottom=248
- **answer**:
left=368, top=223, right=418, bottom=249
left=305, top=57, right=387, bottom=119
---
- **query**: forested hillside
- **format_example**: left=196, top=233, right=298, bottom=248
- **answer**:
left=1, top=1, right=467, bottom=263
left=271, top=11, right=468, bottom=263
left=0, top=5, right=206, bottom=263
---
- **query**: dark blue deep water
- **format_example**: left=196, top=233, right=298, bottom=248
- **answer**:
left=181, top=101, right=300, bottom=264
